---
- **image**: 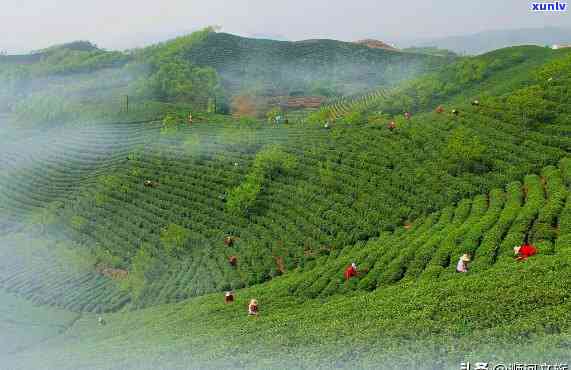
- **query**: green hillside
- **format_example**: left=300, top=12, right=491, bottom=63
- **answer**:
left=0, top=28, right=444, bottom=123
left=183, top=32, right=446, bottom=96
left=1, top=44, right=571, bottom=369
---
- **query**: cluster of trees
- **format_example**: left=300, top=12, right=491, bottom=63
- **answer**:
left=226, top=145, right=297, bottom=216
left=1, top=27, right=226, bottom=123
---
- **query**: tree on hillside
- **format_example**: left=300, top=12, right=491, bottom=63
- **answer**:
left=129, top=27, right=223, bottom=108
left=136, top=57, right=221, bottom=107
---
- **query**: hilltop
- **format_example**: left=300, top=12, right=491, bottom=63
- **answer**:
left=172, top=32, right=445, bottom=96
left=354, top=39, right=399, bottom=51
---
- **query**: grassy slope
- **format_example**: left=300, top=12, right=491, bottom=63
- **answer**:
left=5, top=247, right=571, bottom=369
left=1, top=46, right=571, bottom=369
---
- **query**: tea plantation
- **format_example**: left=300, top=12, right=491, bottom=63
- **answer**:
left=1, top=43, right=571, bottom=369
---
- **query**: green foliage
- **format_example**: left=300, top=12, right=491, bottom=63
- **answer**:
left=2, top=45, right=571, bottom=326
left=506, top=85, right=557, bottom=124
left=226, top=181, right=262, bottom=215
left=343, top=110, right=364, bottom=124
left=358, top=45, right=563, bottom=116
left=70, top=215, right=88, bottom=232
left=444, top=127, right=488, bottom=174
left=160, top=224, right=191, bottom=256
left=93, top=246, right=123, bottom=268
left=136, top=57, right=221, bottom=106
left=121, top=244, right=155, bottom=300
left=226, top=145, right=297, bottom=215
left=3, top=44, right=571, bottom=369
left=161, top=112, right=184, bottom=135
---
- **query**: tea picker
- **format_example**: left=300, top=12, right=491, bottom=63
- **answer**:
left=456, top=254, right=471, bottom=273
left=344, top=262, right=358, bottom=280
left=514, top=244, right=537, bottom=261
left=248, top=299, right=259, bottom=316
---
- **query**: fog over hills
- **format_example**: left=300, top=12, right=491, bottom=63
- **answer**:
left=398, top=26, right=571, bottom=55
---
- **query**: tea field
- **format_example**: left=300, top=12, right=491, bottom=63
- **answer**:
left=0, top=43, right=571, bottom=369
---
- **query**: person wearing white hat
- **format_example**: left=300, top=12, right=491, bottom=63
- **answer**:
left=248, top=299, right=259, bottom=316
left=456, top=254, right=471, bottom=273
left=224, top=291, right=234, bottom=304
left=344, top=262, right=358, bottom=280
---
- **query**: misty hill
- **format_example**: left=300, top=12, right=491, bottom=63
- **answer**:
left=407, top=26, right=571, bottom=55
left=0, top=41, right=101, bottom=65
left=181, top=32, right=447, bottom=96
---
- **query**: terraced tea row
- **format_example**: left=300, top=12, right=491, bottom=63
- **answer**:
left=317, top=89, right=390, bottom=120
left=0, top=122, right=161, bottom=232
left=0, top=235, right=128, bottom=312
left=287, top=158, right=570, bottom=298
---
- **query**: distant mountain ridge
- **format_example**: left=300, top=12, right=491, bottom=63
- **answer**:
left=404, top=26, right=571, bottom=55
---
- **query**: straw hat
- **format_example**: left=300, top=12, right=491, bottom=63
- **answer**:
left=351, top=262, right=357, bottom=269
left=513, top=246, right=521, bottom=255
left=461, top=254, right=471, bottom=262
left=250, top=299, right=258, bottom=305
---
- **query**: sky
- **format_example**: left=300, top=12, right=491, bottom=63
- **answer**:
left=1, top=0, right=570, bottom=53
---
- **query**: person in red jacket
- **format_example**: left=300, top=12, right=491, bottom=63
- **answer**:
left=344, top=262, right=358, bottom=280
left=514, top=244, right=537, bottom=261
left=229, top=256, right=238, bottom=267
left=388, top=121, right=396, bottom=131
